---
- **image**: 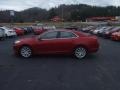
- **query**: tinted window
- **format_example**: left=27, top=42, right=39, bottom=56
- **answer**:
left=41, top=31, right=58, bottom=39
left=60, top=31, right=77, bottom=38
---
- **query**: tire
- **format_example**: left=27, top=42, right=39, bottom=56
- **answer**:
left=1, top=37, right=5, bottom=40
left=20, top=46, right=32, bottom=58
left=74, top=47, right=87, bottom=59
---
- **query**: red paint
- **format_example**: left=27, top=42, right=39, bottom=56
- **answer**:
left=111, top=31, right=120, bottom=41
left=13, top=30, right=99, bottom=55
left=13, top=27, right=24, bottom=36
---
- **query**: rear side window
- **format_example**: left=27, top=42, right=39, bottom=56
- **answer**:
left=60, top=31, right=77, bottom=38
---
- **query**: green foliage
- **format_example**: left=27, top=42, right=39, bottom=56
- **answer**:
left=0, top=4, right=120, bottom=22
left=48, top=8, right=57, bottom=20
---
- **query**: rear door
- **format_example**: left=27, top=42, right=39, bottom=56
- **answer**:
left=55, top=31, right=78, bottom=53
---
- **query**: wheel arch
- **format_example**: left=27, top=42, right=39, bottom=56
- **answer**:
left=19, top=44, right=34, bottom=55
left=73, top=44, right=88, bottom=53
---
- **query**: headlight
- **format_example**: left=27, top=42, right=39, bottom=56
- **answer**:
left=15, top=40, right=21, bottom=44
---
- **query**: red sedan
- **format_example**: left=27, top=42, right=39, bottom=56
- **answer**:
left=13, top=30, right=99, bottom=59
left=13, top=27, right=24, bottom=36
left=111, top=31, right=120, bottom=41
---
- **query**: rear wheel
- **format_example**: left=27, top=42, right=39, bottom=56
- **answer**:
left=20, top=46, right=32, bottom=58
left=74, top=47, right=87, bottom=59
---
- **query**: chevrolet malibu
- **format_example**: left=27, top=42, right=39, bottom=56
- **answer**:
left=13, top=30, right=99, bottom=59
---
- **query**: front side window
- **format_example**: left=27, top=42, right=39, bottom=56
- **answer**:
left=40, top=31, right=58, bottom=39
left=60, top=31, right=77, bottom=38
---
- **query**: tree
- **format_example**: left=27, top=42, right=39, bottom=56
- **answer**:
left=48, top=8, right=57, bottom=20
left=0, top=4, right=120, bottom=22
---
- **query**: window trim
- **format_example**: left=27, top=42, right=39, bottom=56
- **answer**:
left=58, top=31, right=79, bottom=39
left=38, top=30, right=79, bottom=40
left=39, top=31, right=59, bottom=40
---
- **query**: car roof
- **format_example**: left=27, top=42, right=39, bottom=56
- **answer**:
left=46, top=29, right=75, bottom=33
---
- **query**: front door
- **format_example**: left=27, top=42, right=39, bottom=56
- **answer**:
left=36, top=31, right=60, bottom=54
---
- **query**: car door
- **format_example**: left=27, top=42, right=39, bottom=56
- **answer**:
left=36, top=31, right=61, bottom=54
left=55, top=31, right=78, bottom=53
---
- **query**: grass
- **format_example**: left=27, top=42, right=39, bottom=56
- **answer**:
left=0, top=21, right=111, bottom=28
left=0, top=22, right=88, bottom=28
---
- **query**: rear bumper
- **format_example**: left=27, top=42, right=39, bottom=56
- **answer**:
left=111, top=35, right=120, bottom=41
left=88, top=40, right=99, bottom=53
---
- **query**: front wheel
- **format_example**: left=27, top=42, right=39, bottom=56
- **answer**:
left=20, top=46, right=32, bottom=58
left=74, top=47, right=87, bottom=59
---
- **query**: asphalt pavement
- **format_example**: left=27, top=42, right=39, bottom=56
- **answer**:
left=0, top=35, right=120, bottom=90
